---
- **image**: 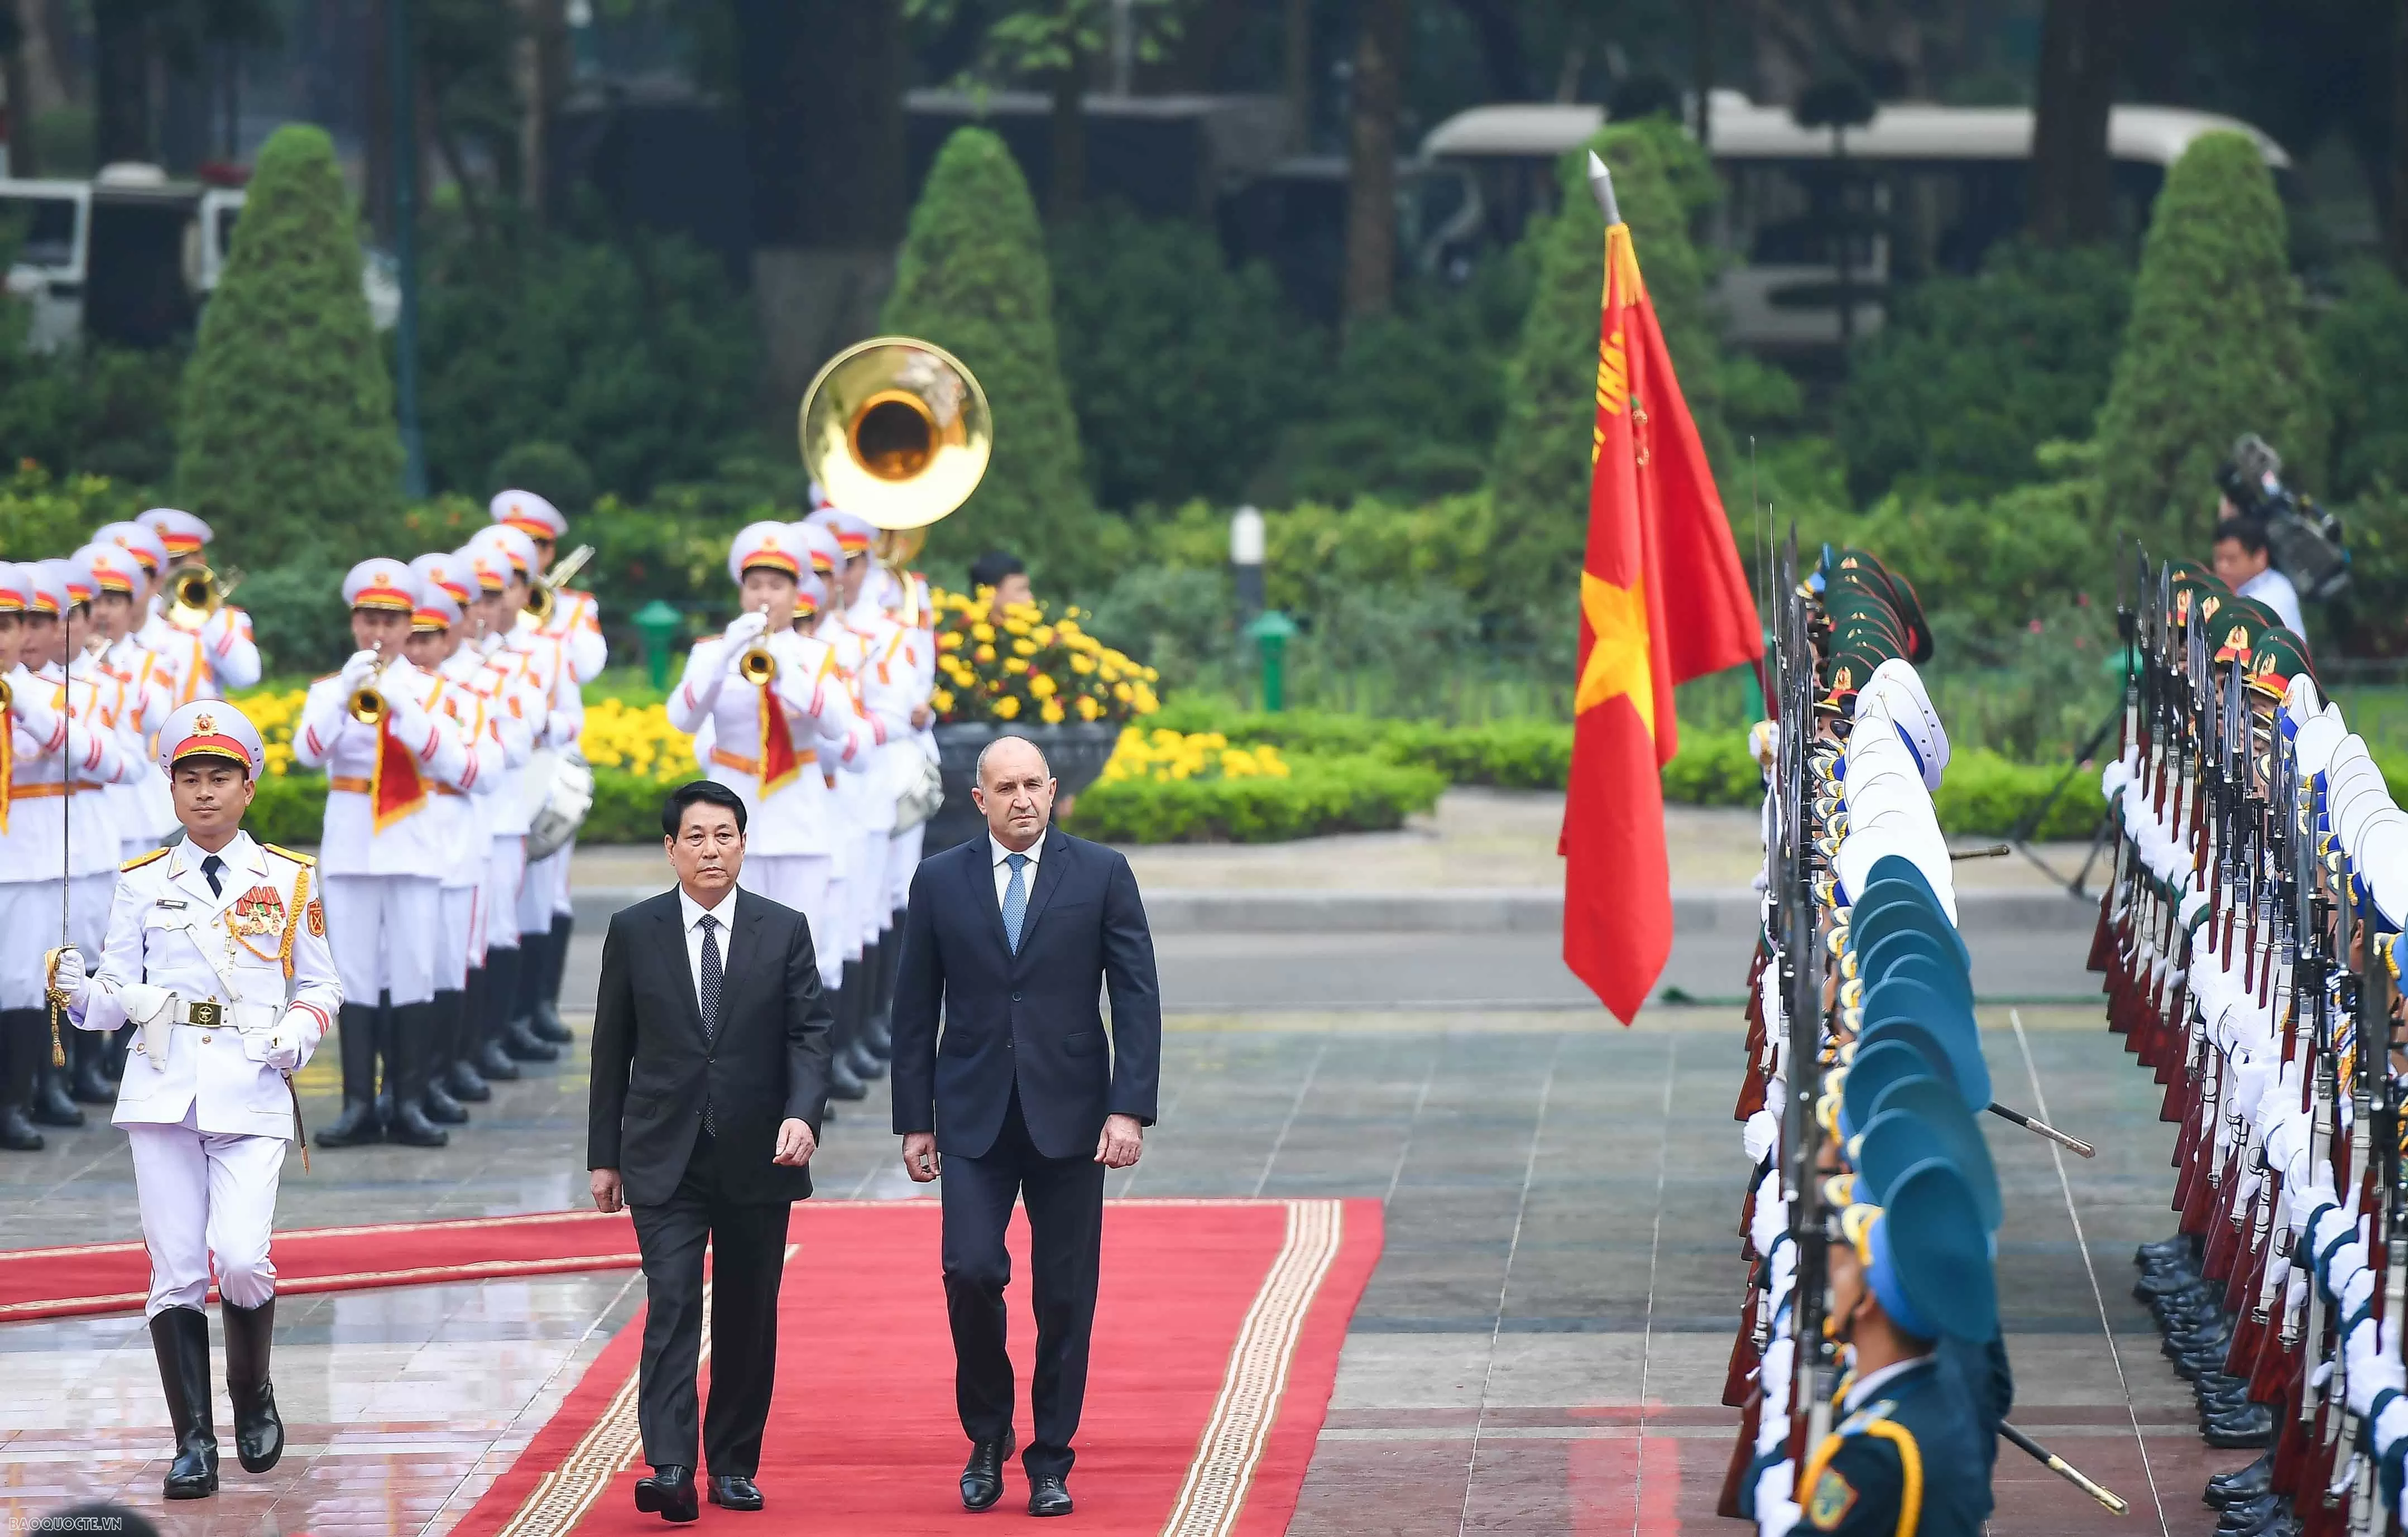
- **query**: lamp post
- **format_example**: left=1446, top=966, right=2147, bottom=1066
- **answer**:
left=1230, top=505, right=1265, bottom=627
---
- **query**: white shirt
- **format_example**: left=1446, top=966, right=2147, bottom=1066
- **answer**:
left=677, top=883, right=741, bottom=1021
left=2238, top=565, right=2306, bottom=637
left=1840, top=1352, right=1936, bottom=1415
left=990, top=832, right=1044, bottom=910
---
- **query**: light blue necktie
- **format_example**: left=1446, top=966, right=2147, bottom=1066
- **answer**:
left=1002, top=852, right=1030, bottom=953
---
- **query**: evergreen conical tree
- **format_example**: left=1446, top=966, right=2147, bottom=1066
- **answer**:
left=1486, top=116, right=1730, bottom=614
left=880, top=126, right=1101, bottom=590
left=175, top=123, right=403, bottom=565
left=2094, top=130, right=2325, bottom=546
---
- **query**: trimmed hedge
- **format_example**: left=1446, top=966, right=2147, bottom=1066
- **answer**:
left=1152, top=704, right=1574, bottom=789
left=1652, top=732, right=2110, bottom=841
left=1061, top=753, right=1446, bottom=843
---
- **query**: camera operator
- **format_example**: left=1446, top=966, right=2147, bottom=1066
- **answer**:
left=2212, top=514, right=2305, bottom=636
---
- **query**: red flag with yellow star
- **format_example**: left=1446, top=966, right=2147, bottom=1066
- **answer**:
left=1564, top=156, right=1762, bottom=1023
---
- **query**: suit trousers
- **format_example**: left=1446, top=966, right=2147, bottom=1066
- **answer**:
left=128, top=1106, right=285, bottom=1316
left=941, top=1088, right=1107, bottom=1480
left=629, top=1131, right=792, bottom=1477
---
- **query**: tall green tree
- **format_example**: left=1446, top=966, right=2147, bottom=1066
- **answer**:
left=174, top=123, right=404, bottom=567
left=2093, top=130, right=2326, bottom=546
left=1484, top=116, right=1730, bottom=616
left=880, top=126, right=1105, bottom=589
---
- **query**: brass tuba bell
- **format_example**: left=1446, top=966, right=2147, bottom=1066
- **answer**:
left=167, top=563, right=239, bottom=629
left=799, top=337, right=990, bottom=565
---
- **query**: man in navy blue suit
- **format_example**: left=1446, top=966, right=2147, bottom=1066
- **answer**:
left=890, top=733, right=1162, bottom=1519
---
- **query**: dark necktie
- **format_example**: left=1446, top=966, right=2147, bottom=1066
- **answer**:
left=201, top=854, right=224, bottom=899
left=698, top=912, right=721, bottom=1135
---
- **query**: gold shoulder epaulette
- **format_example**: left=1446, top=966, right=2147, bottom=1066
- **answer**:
left=121, top=847, right=170, bottom=872
left=261, top=843, right=317, bottom=867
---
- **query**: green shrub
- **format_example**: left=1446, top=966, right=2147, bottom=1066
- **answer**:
left=1062, top=752, right=1445, bottom=842
left=1147, top=706, right=1576, bottom=789
left=0, top=463, right=147, bottom=558
left=488, top=440, right=598, bottom=514
left=1660, top=731, right=1762, bottom=806
left=0, top=340, right=183, bottom=491
left=1048, top=204, right=1321, bottom=511
left=2316, top=261, right=2408, bottom=501
left=1835, top=241, right=2132, bottom=503
left=1932, top=749, right=2107, bottom=841
left=418, top=219, right=757, bottom=503
left=2093, top=131, right=2325, bottom=549
left=882, top=127, right=1108, bottom=591
left=175, top=123, right=404, bottom=571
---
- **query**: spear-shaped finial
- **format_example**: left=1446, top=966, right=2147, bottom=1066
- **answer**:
left=1586, top=151, right=1621, bottom=225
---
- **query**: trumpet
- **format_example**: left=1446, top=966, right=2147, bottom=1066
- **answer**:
left=166, top=563, right=241, bottom=629
left=527, top=544, right=597, bottom=627
left=735, top=604, right=778, bottom=685
left=348, top=655, right=390, bottom=726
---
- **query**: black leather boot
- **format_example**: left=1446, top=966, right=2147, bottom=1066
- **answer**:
left=419, top=992, right=469, bottom=1125
left=826, top=973, right=867, bottom=1101
left=462, top=966, right=518, bottom=1080
left=386, top=1001, right=450, bottom=1147
left=68, top=1021, right=116, bottom=1103
left=439, top=988, right=490, bottom=1101
left=18, top=1009, right=84, bottom=1126
left=315, top=1003, right=383, bottom=1148
left=490, top=947, right=558, bottom=1063
left=0, top=1010, right=44, bottom=1151
left=149, top=1306, right=219, bottom=1498
left=841, top=960, right=886, bottom=1080
left=220, top=1296, right=285, bottom=1473
left=530, top=912, right=574, bottom=1042
left=516, top=928, right=570, bottom=1043
left=2208, top=1453, right=2275, bottom=1506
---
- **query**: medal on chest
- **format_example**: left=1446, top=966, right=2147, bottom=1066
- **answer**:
left=227, top=883, right=287, bottom=962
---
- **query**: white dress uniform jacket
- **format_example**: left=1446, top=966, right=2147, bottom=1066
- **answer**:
left=293, top=662, right=476, bottom=879
left=77, top=834, right=342, bottom=1140
left=668, top=626, right=872, bottom=856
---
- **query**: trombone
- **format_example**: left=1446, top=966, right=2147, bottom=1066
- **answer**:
left=166, top=563, right=242, bottom=629
left=527, top=544, right=596, bottom=627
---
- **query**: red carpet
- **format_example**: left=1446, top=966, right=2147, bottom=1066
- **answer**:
left=0, top=1208, right=642, bottom=1321
left=452, top=1198, right=1382, bottom=1537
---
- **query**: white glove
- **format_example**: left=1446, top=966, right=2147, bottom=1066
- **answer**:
left=340, top=649, right=382, bottom=691
left=261, top=1033, right=301, bottom=1073
left=724, top=611, right=770, bottom=649
left=49, top=947, right=88, bottom=1010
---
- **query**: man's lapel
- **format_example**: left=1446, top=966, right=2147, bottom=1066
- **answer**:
left=655, top=897, right=707, bottom=1041
left=717, top=891, right=763, bottom=1035
left=968, top=840, right=1013, bottom=959
left=1013, top=829, right=1073, bottom=958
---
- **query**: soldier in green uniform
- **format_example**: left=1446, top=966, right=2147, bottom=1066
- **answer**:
left=1793, top=1158, right=1995, bottom=1537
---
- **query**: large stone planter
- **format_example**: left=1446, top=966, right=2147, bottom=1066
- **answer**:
left=925, top=721, right=1123, bottom=852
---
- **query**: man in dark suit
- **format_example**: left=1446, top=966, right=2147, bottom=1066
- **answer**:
left=588, top=780, right=833, bottom=1522
left=892, top=733, right=1162, bottom=1519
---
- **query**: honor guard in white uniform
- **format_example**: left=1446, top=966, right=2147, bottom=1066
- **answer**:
left=467, top=522, right=584, bottom=1058
left=51, top=700, right=340, bottom=1501
left=0, top=561, right=117, bottom=1149
left=400, top=565, right=505, bottom=1127
left=137, top=508, right=262, bottom=699
left=866, top=560, right=939, bottom=1061
left=445, top=545, right=545, bottom=1080
left=491, top=493, right=601, bottom=1048
left=667, top=522, right=872, bottom=1034
left=805, top=508, right=919, bottom=1091
left=83, top=540, right=179, bottom=859
left=294, top=561, right=477, bottom=1150
left=94, top=521, right=212, bottom=710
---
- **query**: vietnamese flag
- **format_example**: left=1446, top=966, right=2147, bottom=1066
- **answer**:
left=1564, top=153, right=1762, bottom=1023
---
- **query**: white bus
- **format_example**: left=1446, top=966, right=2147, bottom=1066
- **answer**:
left=1418, top=90, right=2292, bottom=353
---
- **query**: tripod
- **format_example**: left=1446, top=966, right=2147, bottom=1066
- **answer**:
left=2006, top=698, right=2123, bottom=901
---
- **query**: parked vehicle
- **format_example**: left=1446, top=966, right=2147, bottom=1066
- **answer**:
left=1418, top=92, right=2292, bottom=353
left=0, top=162, right=398, bottom=352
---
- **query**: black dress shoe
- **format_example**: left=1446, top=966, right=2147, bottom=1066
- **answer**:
left=0, top=1104, right=42, bottom=1151
left=708, top=1474, right=764, bottom=1511
left=501, top=1016, right=560, bottom=1063
left=2138, top=1235, right=2196, bottom=1266
left=634, top=1464, right=699, bottom=1522
left=962, top=1430, right=1013, bottom=1511
left=31, top=1073, right=85, bottom=1127
left=421, top=1079, right=470, bottom=1125
left=2207, top=1454, right=2275, bottom=1506
left=447, top=1058, right=492, bottom=1102
left=1028, top=1474, right=1073, bottom=1517
left=474, top=1038, right=524, bottom=1081
left=531, top=997, right=575, bottom=1044
left=2203, top=1404, right=2276, bottom=1449
left=827, top=1052, right=868, bottom=1101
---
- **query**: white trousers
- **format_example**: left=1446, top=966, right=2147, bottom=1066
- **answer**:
left=128, top=1109, right=285, bottom=1315
left=0, top=883, right=51, bottom=1010
left=519, top=846, right=569, bottom=936
left=485, top=835, right=526, bottom=954
left=436, top=882, right=478, bottom=993
left=853, top=829, right=889, bottom=951
left=320, top=873, right=441, bottom=1006
left=886, top=820, right=925, bottom=915
left=738, top=853, right=839, bottom=990
left=553, top=835, right=578, bottom=918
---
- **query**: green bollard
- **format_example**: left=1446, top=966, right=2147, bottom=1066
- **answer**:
left=634, top=600, right=684, bottom=693
left=1243, top=609, right=1298, bottom=713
